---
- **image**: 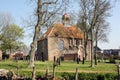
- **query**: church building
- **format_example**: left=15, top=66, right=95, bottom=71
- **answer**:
left=36, top=14, right=91, bottom=61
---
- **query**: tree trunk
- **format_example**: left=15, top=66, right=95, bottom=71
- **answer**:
left=95, top=33, right=98, bottom=65
left=90, top=29, right=94, bottom=68
left=75, top=67, right=78, bottom=80
left=84, top=32, right=88, bottom=60
left=29, top=43, right=35, bottom=67
left=53, top=56, right=56, bottom=78
left=29, top=0, right=42, bottom=67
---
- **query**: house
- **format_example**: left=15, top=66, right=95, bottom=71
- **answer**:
left=94, top=46, right=102, bottom=53
left=103, top=49, right=120, bottom=59
left=9, top=51, right=28, bottom=60
left=36, top=14, right=91, bottom=61
left=94, top=46, right=103, bottom=60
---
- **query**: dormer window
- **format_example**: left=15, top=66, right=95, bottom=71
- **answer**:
left=59, top=40, right=64, bottom=50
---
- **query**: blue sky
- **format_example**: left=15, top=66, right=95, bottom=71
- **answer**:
left=0, top=0, right=32, bottom=20
left=0, top=0, right=120, bottom=49
left=99, top=1, right=120, bottom=49
left=0, top=0, right=33, bottom=47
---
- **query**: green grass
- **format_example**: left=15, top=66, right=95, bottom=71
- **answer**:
left=0, top=60, right=117, bottom=74
left=0, top=60, right=118, bottom=79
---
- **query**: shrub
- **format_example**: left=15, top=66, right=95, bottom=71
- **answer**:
left=14, top=71, right=118, bottom=80
left=2, top=52, right=9, bottom=60
left=109, top=58, right=116, bottom=63
left=79, top=73, right=98, bottom=80
left=105, top=73, right=117, bottom=80
left=59, top=72, right=117, bottom=80
left=61, top=72, right=75, bottom=80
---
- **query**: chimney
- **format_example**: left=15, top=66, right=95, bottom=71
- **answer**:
left=62, top=13, right=70, bottom=27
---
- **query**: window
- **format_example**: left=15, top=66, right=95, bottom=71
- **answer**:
left=68, top=38, right=72, bottom=46
left=59, top=40, right=64, bottom=50
left=76, top=39, right=82, bottom=45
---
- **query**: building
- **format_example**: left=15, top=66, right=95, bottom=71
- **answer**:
left=94, top=46, right=102, bottom=53
left=103, top=49, right=120, bottom=59
left=9, top=51, right=28, bottom=60
left=36, top=14, right=91, bottom=61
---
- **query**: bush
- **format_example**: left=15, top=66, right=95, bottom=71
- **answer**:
left=61, top=72, right=75, bottom=80
left=59, top=72, right=117, bottom=80
left=109, top=58, right=116, bottom=63
left=79, top=73, right=98, bottom=80
left=2, top=52, right=9, bottom=60
left=105, top=73, right=117, bottom=80
left=14, top=71, right=118, bottom=80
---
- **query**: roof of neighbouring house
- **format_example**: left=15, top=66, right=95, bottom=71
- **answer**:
left=94, top=46, right=102, bottom=52
left=40, top=23, right=84, bottom=40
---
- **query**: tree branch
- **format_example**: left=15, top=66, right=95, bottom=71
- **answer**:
left=42, top=0, right=58, bottom=5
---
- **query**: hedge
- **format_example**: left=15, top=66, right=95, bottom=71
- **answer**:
left=60, top=72, right=118, bottom=80
left=14, top=71, right=118, bottom=80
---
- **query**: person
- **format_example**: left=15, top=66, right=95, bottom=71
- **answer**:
left=77, top=44, right=84, bottom=61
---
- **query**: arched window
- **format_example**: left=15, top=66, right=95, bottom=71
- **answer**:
left=59, top=40, right=64, bottom=50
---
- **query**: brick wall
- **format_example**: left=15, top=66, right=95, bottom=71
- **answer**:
left=48, top=37, right=60, bottom=60
left=37, top=37, right=91, bottom=61
left=64, top=54, right=77, bottom=60
left=37, top=38, right=48, bottom=60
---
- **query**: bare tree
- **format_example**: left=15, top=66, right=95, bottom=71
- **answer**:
left=29, top=0, right=70, bottom=67
left=77, top=15, right=89, bottom=62
left=78, top=0, right=111, bottom=67
left=94, top=17, right=110, bottom=65
left=0, top=13, right=14, bottom=32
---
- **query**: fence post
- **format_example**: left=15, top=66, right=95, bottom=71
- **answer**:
left=46, top=66, right=49, bottom=77
left=75, top=67, right=78, bottom=80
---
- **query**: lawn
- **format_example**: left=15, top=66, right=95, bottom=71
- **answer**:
left=0, top=60, right=117, bottom=74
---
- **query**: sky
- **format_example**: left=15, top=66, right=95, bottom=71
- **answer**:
left=0, top=0, right=120, bottom=50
